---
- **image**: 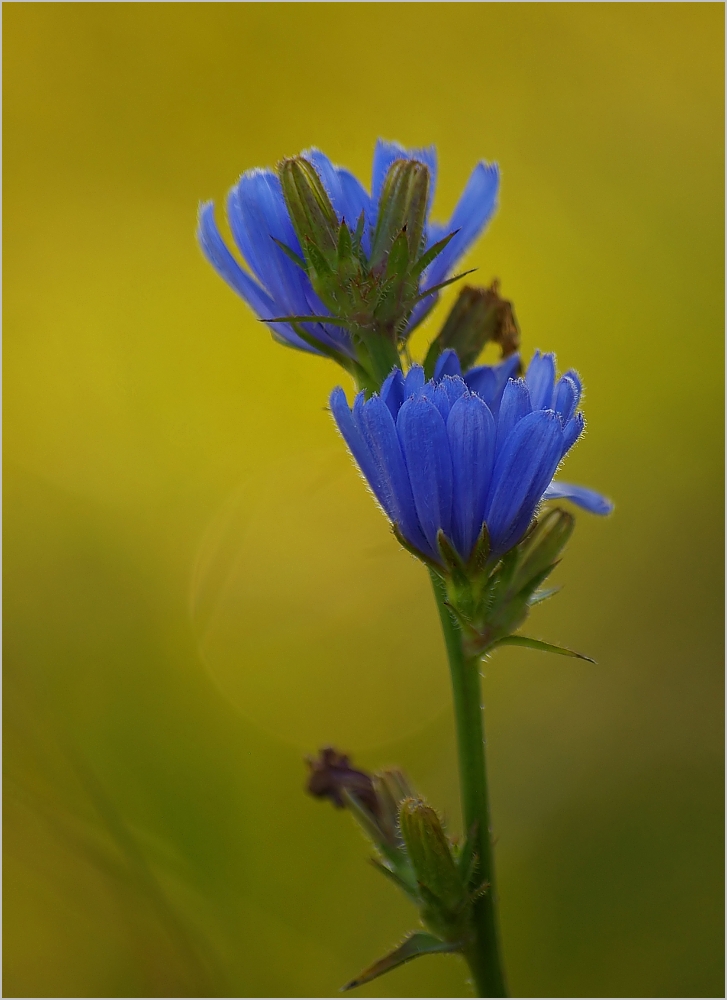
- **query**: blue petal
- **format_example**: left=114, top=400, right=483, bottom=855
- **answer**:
left=361, top=396, right=429, bottom=553
left=543, top=480, right=614, bottom=515
left=441, top=375, right=468, bottom=409
left=563, top=368, right=583, bottom=404
left=434, top=349, right=462, bottom=380
left=397, top=396, right=453, bottom=555
left=404, top=365, right=425, bottom=397
left=496, top=378, right=532, bottom=452
left=465, top=354, right=520, bottom=415
left=562, top=412, right=585, bottom=455
left=485, top=410, right=564, bottom=553
left=380, top=367, right=406, bottom=419
left=227, top=170, right=307, bottom=313
left=424, top=162, right=499, bottom=288
left=330, top=388, right=390, bottom=514
left=447, top=394, right=496, bottom=559
left=197, top=203, right=319, bottom=354
left=525, top=351, right=557, bottom=410
left=433, top=383, right=452, bottom=423
left=464, top=365, right=497, bottom=404
left=553, top=374, right=579, bottom=424
left=371, top=139, right=438, bottom=211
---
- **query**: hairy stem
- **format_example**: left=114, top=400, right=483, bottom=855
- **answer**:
left=430, top=571, right=508, bottom=998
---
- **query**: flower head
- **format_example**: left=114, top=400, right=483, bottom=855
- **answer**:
left=330, top=351, right=612, bottom=565
left=198, top=140, right=499, bottom=386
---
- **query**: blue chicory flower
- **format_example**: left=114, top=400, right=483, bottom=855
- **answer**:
left=330, top=351, right=612, bottom=564
left=197, top=139, right=499, bottom=357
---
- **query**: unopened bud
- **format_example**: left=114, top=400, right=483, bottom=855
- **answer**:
left=370, top=159, right=429, bottom=268
left=399, top=798, right=470, bottom=941
left=279, top=157, right=339, bottom=263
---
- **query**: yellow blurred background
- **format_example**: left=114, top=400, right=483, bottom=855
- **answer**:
left=3, top=4, right=723, bottom=997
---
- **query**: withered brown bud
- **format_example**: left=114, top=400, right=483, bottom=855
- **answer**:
left=305, top=747, right=378, bottom=814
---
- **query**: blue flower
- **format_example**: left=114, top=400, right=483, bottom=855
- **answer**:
left=197, top=139, right=499, bottom=358
left=330, top=352, right=612, bottom=564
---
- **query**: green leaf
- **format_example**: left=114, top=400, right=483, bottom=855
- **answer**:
left=492, top=634, right=596, bottom=663
left=341, top=932, right=461, bottom=991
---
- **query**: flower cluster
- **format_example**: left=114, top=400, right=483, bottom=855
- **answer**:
left=197, top=140, right=499, bottom=364
left=331, top=350, right=611, bottom=565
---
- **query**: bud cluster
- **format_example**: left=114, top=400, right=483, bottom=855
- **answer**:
left=276, top=157, right=467, bottom=392
left=306, top=749, right=487, bottom=988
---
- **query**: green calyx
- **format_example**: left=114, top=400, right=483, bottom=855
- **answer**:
left=401, top=507, right=594, bottom=662
left=272, top=155, right=473, bottom=394
left=423, top=280, right=521, bottom=377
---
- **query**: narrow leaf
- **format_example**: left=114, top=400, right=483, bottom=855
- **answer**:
left=342, top=932, right=461, bottom=991
left=493, top=634, right=596, bottom=663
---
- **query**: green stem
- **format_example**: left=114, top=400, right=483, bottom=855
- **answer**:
left=429, top=571, right=508, bottom=998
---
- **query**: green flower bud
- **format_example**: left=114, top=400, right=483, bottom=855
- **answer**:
left=279, top=156, right=339, bottom=266
left=370, top=159, right=429, bottom=268
left=399, top=797, right=472, bottom=942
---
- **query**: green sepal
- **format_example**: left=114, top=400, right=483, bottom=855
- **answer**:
left=412, top=269, right=477, bottom=306
left=341, top=932, right=462, bottom=991
left=455, top=822, right=480, bottom=888
left=271, top=236, right=308, bottom=273
left=410, top=228, right=460, bottom=279
left=528, top=586, right=561, bottom=606
left=265, top=314, right=349, bottom=326
left=465, top=522, right=492, bottom=578
left=369, top=857, right=419, bottom=902
left=492, top=634, right=596, bottom=663
left=392, top=524, right=443, bottom=574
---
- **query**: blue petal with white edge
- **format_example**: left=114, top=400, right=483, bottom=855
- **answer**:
left=543, top=481, right=614, bottom=515
left=525, top=351, right=556, bottom=410
left=496, top=378, right=532, bottom=451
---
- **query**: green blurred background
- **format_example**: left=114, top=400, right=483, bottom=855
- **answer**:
left=3, top=4, right=724, bottom=997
